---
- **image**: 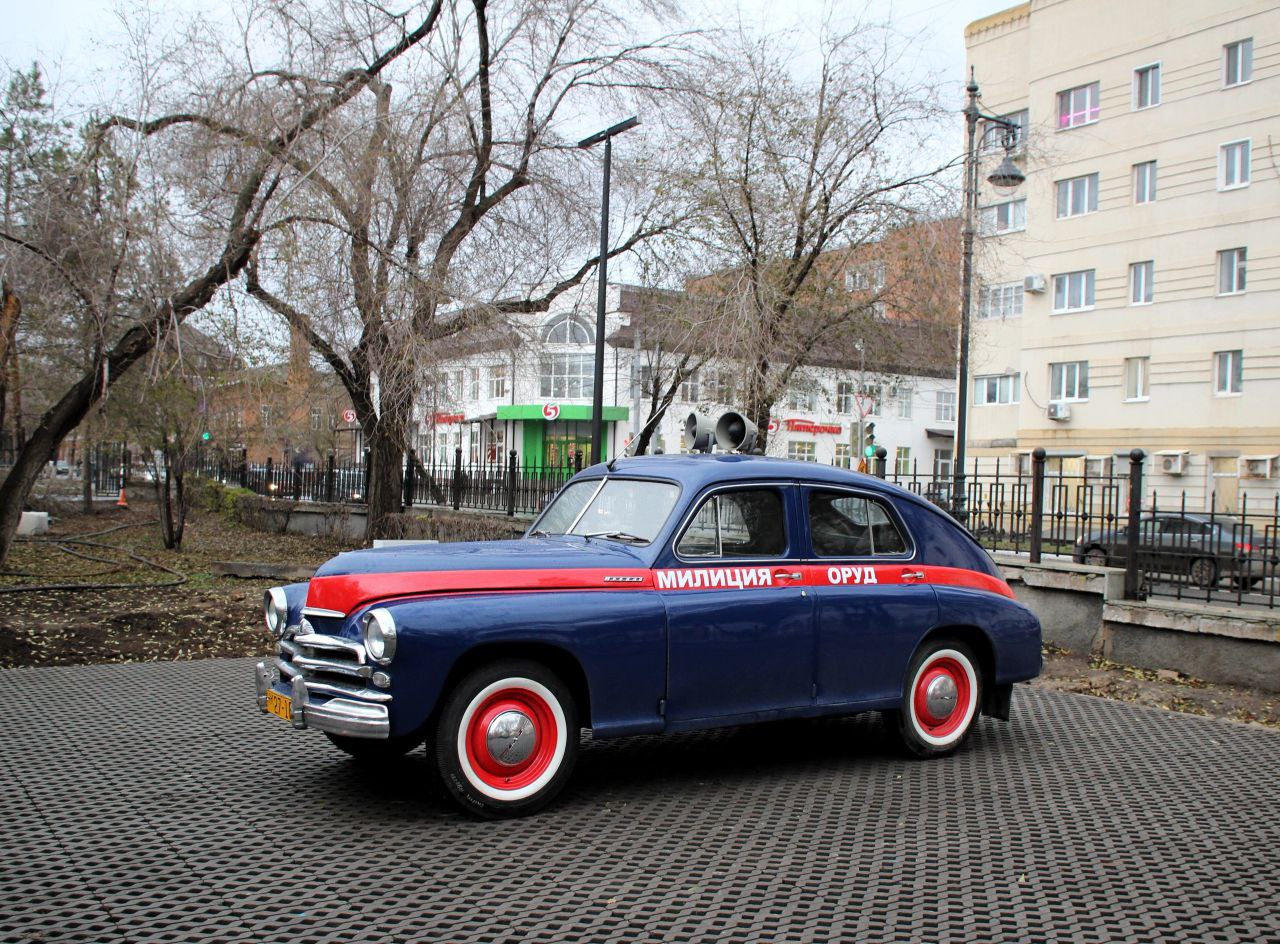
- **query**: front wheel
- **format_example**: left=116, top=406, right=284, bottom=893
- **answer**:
left=883, top=639, right=983, bottom=758
left=436, top=659, right=578, bottom=818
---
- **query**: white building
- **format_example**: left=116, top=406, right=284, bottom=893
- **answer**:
left=414, top=283, right=957, bottom=475
left=965, top=0, right=1280, bottom=510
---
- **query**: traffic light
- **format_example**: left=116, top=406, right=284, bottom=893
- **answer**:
left=201, top=431, right=211, bottom=442
left=864, top=422, right=876, bottom=458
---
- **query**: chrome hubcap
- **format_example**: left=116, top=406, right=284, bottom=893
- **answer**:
left=925, top=676, right=959, bottom=720
left=486, top=709, right=535, bottom=766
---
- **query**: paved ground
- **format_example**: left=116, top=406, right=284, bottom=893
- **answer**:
left=2, top=659, right=1278, bottom=944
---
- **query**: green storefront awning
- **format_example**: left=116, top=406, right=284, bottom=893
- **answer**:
left=497, top=404, right=629, bottom=421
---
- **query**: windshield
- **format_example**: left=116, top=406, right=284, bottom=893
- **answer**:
left=528, top=478, right=680, bottom=545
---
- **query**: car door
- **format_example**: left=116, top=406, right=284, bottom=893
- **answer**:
left=658, top=483, right=814, bottom=724
left=803, top=486, right=939, bottom=708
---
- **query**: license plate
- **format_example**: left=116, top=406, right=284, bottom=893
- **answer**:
left=265, top=689, right=292, bottom=722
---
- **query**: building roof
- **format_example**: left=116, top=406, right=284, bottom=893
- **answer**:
left=965, top=2, right=1031, bottom=37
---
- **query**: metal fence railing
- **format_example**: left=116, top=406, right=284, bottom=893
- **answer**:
left=863, top=446, right=1279, bottom=611
left=183, top=444, right=1280, bottom=611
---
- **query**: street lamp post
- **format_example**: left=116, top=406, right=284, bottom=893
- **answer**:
left=955, top=69, right=1025, bottom=526
left=579, top=116, right=640, bottom=466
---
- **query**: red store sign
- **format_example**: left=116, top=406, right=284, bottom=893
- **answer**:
left=433, top=412, right=466, bottom=425
left=785, top=418, right=842, bottom=435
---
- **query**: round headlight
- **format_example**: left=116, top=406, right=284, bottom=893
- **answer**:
left=263, top=587, right=288, bottom=638
left=362, top=608, right=397, bottom=664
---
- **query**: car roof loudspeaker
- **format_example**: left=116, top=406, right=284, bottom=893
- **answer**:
left=715, top=411, right=758, bottom=454
left=683, top=412, right=716, bottom=453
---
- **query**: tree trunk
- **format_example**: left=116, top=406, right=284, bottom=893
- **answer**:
left=364, top=422, right=404, bottom=542
left=82, top=435, right=94, bottom=514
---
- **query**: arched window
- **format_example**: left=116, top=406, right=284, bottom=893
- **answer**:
left=542, top=312, right=593, bottom=344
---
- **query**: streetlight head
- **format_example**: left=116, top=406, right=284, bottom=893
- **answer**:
left=577, top=115, right=641, bottom=149
left=987, top=154, right=1025, bottom=189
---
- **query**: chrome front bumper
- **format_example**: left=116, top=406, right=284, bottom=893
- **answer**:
left=255, top=661, right=390, bottom=739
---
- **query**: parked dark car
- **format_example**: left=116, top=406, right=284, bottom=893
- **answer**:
left=1073, top=512, right=1274, bottom=588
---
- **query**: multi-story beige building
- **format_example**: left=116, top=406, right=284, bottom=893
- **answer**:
left=964, top=0, right=1279, bottom=512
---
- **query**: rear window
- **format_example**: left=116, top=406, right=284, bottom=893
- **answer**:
left=808, top=492, right=908, bottom=557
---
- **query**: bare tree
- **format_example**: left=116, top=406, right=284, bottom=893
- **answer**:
left=0, top=2, right=447, bottom=565
left=670, top=24, right=955, bottom=450
left=245, top=0, right=685, bottom=538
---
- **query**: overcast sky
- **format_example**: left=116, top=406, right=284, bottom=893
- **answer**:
left=3, top=0, right=1008, bottom=111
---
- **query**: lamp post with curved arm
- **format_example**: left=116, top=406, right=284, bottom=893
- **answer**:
left=955, top=69, right=1025, bottom=527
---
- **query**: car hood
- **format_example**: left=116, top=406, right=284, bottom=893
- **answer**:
left=305, top=537, right=650, bottom=614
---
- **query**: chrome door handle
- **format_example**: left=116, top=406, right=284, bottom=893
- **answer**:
left=901, top=570, right=926, bottom=580
left=773, top=570, right=803, bottom=581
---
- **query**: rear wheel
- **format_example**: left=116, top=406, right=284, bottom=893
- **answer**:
left=436, top=659, right=578, bottom=818
left=883, top=639, right=983, bottom=758
left=1189, top=557, right=1218, bottom=589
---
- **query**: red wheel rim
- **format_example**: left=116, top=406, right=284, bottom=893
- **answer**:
left=912, top=655, right=973, bottom=739
left=463, top=686, right=559, bottom=791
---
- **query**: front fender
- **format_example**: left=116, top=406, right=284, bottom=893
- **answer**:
left=372, top=589, right=668, bottom=738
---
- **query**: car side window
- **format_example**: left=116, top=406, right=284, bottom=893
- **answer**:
left=676, top=489, right=787, bottom=558
left=808, top=491, right=908, bottom=557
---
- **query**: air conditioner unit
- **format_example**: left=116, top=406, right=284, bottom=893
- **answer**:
left=1024, top=274, right=1047, bottom=294
left=1047, top=402, right=1071, bottom=421
left=1157, top=451, right=1188, bottom=476
left=1241, top=455, right=1277, bottom=479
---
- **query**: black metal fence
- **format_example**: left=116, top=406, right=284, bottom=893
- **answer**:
left=190, top=447, right=580, bottom=519
left=867, top=446, right=1279, bottom=610
left=184, top=444, right=1279, bottom=611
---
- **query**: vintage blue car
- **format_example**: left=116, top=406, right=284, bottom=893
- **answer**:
left=255, top=452, right=1042, bottom=817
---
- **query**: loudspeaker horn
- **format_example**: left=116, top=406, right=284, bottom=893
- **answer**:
left=715, top=411, right=758, bottom=453
left=683, top=412, right=716, bottom=453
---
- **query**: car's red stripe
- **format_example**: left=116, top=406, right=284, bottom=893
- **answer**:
left=305, top=562, right=1015, bottom=615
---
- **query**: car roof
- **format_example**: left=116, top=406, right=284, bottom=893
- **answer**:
left=579, top=452, right=911, bottom=498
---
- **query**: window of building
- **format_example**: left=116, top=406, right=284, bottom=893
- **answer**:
left=787, top=441, right=816, bottom=462
left=1214, top=350, right=1243, bottom=395
left=1219, top=139, right=1251, bottom=189
left=936, top=390, right=956, bottom=422
left=639, top=365, right=654, bottom=397
left=836, top=382, right=855, bottom=414
left=979, top=199, right=1026, bottom=235
left=539, top=353, right=594, bottom=398
left=709, top=371, right=734, bottom=403
left=834, top=443, right=852, bottom=469
left=1049, top=361, right=1089, bottom=402
left=1052, top=270, right=1096, bottom=312
left=788, top=388, right=818, bottom=411
left=974, top=373, right=1020, bottom=406
left=1218, top=248, right=1247, bottom=295
left=933, top=448, right=953, bottom=480
left=844, top=262, right=886, bottom=292
left=1133, top=64, right=1160, bottom=109
left=978, top=281, right=1024, bottom=319
left=895, top=446, right=912, bottom=476
left=1224, top=39, right=1253, bottom=87
left=468, top=367, right=480, bottom=401
left=679, top=371, right=701, bottom=402
left=1124, top=357, right=1150, bottom=400
left=981, top=109, right=1029, bottom=152
left=1130, top=261, right=1154, bottom=305
left=448, top=370, right=463, bottom=400
left=1133, top=161, right=1157, bottom=203
left=309, top=407, right=322, bottom=430
left=1057, top=81, right=1100, bottom=129
left=1055, top=173, right=1099, bottom=218
left=488, top=364, right=508, bottom=399
left=808, top=492, right=908, bottom=557
left=542, top=312, right=593, bottom=344
left=890, top=386, right=912, bottom=419
left=859, top=383, right=883, bottom=416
